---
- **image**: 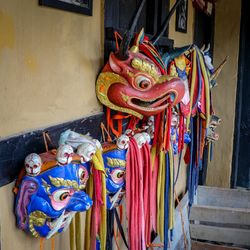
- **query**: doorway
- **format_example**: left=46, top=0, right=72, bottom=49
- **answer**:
left=232, top=0, right=250, bottom=189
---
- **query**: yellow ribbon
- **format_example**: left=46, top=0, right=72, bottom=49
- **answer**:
left=69, top=219, right=75, bottom=250
left=91, top=149, right=107, bottom=250
left=186, top=48, right=197, bottom=131
left=169, top=145, right=174, bottom=230
left=75, top=213, right=82, bottom=250
left=197, top=50, right=211, bottom=128
left=157, top=150, right=165, bottom=242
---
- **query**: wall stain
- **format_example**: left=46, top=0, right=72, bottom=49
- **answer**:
left=24, top=54, right=38, bottom=72
left=0, top=10, right=15, bottom=56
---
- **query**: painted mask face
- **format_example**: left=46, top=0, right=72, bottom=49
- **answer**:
left=102, top=144, right=127, bottom=209
left=15, top=151, right=92, bottom=239
left=25, top=153, right=42, bottom=176
left=56, top=145, right=74, bottom=165
left=116, top=134, right=130, bottom=150
left=133, top=132, right=151, bottom=148
left=96, top=29, right=185, bottom=119
left=77, top=142, right=96, bottom=163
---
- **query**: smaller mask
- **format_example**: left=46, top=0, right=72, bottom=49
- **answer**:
left=15, top=150, right=92, bottom=239
left=133, top=132, right=150, bottom=148
left=25, top=153, right=42, bottom=176
left=93, top=139, right=102, bottom=151
left=102, top=143, right=127, bottom=209
left=171, top=112, right=179, bottom=128
left=56, top=145, right=74, bottom=165
left=125, top=129, right=135, bottom=137
left=116, top=135, right=130, bottom=150
left=146, top=116, right=155, bottom=139
left=77, top=142, right=96, bottom=163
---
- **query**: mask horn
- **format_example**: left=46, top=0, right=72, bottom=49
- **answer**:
left=118, top=0, right=146, bottom=60
left=151, top=0, right=184, bottom=45
left=211, top=56, right=228, bottom=81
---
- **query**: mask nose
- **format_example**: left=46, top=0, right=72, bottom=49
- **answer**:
left=66, top=191, right=93, bottom=212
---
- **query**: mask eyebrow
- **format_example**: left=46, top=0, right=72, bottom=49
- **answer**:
left=48, top=176, right=80, bottom=190
left=106, top=157, right=126, bottom=168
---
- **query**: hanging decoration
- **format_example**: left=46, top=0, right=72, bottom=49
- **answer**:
left=13, top=0, right=226, bottom=249
left=14, top=146, right=93, bottom=239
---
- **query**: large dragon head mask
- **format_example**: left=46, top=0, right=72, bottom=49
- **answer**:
left=96, top=0, right=185, bottom=119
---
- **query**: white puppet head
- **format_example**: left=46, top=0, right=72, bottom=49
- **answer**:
left=116, top=134, right=130, bottom=150
left=133, top=132, right=150, bottom=148
left=77, top=142, right=96, bottom=163
left=25, top=153, right=42, bottom=176
left=56, top=144, right=74, bottom=165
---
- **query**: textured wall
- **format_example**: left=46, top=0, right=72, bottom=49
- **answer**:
left=169, top=0, right=195, bottom=47
left=206, top=0, right=241, bottom=187
left=0, top=0, right=103, bottom=138
left=0, top=1, right=102, bottom=249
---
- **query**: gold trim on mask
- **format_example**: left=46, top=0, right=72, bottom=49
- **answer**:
left=96, top=72, right=143, bottom=118
left=48, top=176, right=85, bottom=190
left=29, top=211, right=48, bottom=238
left=106, top=157, right=126, bottom=168
left=157, top=75, right=174, bottom=84
left=131, top=58, right=159, bottom=81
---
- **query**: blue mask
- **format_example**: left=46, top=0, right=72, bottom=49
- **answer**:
left=15, top=152, right=92, bottom=239
left=102, top=144, right=127, bottom=209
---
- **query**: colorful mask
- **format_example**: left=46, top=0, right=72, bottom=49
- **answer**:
left=25, top=153, right=42, bottom=176
left=96, top=29, right=185, bottom=119
left=15, top=150, right=92, bottom=239
left=102, top=143, right=127, bottom=209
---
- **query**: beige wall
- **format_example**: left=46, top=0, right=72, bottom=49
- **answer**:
left=0, top=1, right=103, bottom=249
left=206, top=0, right=241, bottom=187
left=169, top=0, right=194, bottom=47
left=0, top=0, right=103, bottom=139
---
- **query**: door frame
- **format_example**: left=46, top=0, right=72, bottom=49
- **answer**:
left=231, top=0, right=246, bottom=188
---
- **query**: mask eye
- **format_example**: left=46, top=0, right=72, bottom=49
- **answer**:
left=51, top=188, right=73, bottom=211
left=59, top=192, right=70, bottom=201
left=53, top=189, right=72, bottom=202
left=110, top=169, right=125, bottom=184
left=135, top=76, right=152, bottom=90
left=78, top=166, right=89, bottom=186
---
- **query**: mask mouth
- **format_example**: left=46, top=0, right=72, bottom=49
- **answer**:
left=46, top=211, right=76, bottom=239
left=130, top=93, right=175, bottom=109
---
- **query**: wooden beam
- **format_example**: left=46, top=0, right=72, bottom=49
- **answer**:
left=196, top=186, right=250, bottom=209
left=192, top=241, right=246, bottom=250
left=0, top=112, right=105, bottom=187
left=190, top=205, right=250, bottom=226
left=191, top=224, right=250, bottom=246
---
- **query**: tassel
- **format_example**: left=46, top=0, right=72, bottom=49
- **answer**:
left=69, top=220, right=75, bottom=250
left=40, top=238, right=44, bottom=250
left=168, top=144, right=174, bottom=231
left=186, top=49, right=197, bottom=130
left=164, top=152, right=170, bottom=249
left=75, top=213, right=82, bottom=250
left=84, top=175, right=93, bottom=250
left=156, top=150, right=166, bottom=241
left=91, top=149, right=107, bottom=250
left=198, top=50, right=211, bottom=128
left=51, top=237, right=55, bottom=250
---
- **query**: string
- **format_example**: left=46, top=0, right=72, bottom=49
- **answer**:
left=175, top=190, right=188, bottom=250
left=100, top=122, right=112, bottom=142
left=39, top=238, right=44, bottom=250
left=43, top=132, right=49, bottom=152
left=69, top=219, right=75, bottom=250
left=51, top=237, right=55, bottom=250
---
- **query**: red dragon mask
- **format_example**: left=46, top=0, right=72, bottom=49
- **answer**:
left=96, top=0, right=185, bottom=119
